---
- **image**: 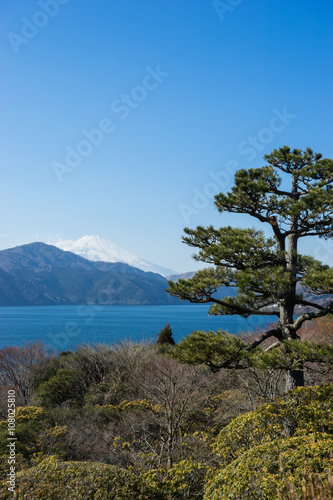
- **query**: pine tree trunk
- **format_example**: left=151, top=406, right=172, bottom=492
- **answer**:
left=279, top=304, right=305, bottom=391
left=283, top=173, right=303, bottom=393
left=285, top=364, right=304, bottom=392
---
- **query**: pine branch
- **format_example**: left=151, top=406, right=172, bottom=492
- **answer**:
left=295, top=299, right=327, bottom=311
left=210, top=297, right=279, bottom=317
left=285, top=217, right=333, bottom=236
left=246, top=328, right=282, bottom=350
left=298, top=230, right=333, bottom=238
left=292, top=300, right=333, bottom=331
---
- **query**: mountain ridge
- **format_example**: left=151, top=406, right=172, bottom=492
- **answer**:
left=0, top=243, right=180, bottom=306
left=54, top=235, right=178, bottom=277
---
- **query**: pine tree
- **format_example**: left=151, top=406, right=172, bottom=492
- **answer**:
left=167, top=146, right=333, bottom=390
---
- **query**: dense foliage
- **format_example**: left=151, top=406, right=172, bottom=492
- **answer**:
left=0, top=334, right=332, bottom=499
left=212, top=384, right=333, bottom=462
left=205, top=385, right=333, bottom=498
left=1, top=457, right=162, bottom=500
left=205, top=434, right=333, bottom=500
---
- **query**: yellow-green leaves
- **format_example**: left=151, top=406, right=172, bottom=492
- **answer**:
left=206, top=383, right=333, bottom=499
left=205, top=434, right=333, bottom=500
left=212, top=384, right=333, bottom=462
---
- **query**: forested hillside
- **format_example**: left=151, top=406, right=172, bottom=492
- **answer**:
left=0, top=243, right=179, bottom=306
left=0, top=317, right=332, bottom=499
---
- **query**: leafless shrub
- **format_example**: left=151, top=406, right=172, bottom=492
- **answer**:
left=0, top=341, right=52, bottom=407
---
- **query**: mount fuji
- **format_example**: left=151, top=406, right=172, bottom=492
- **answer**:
left=53, top=235, right=178, bottom=277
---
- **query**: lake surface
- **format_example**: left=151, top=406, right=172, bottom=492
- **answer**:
left=0, top=305, right=274, bottom=352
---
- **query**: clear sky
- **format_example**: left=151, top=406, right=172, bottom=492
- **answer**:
left=1, top=0, right=332, bottom=272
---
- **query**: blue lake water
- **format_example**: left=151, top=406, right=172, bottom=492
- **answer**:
left=0, top=305, right=275, bottom=352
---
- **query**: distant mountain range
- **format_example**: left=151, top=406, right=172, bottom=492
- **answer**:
left=0, top=241, right=328, bottom=310
left=0, top=243, right=180, bottom=306
left=53, top=235, right=177, bottom=277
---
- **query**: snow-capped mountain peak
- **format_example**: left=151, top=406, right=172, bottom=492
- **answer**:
left=53, top=235, right=178, bottom=277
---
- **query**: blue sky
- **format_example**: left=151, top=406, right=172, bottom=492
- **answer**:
left=1, top=0, right=332, bottom=272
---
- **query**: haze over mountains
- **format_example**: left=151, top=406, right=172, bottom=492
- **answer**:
left=0, top=243, right=180, bottom=306
left=54, top=236, right=177, bottom=277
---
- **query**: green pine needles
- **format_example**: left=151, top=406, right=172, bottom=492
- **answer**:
left=167, top=146, right=333, bottom=390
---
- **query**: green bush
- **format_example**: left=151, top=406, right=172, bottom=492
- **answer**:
left=0, top=407, right=67, bottom=464
left=0, top=456, right=164, bottom=499
left=37, top=369, right=87, bottom=408
left=212, top=383, right=333, bottom=463
left=204, top=433, right=333, bottom=500
left=0, top=407, right=50, bottom=459
left=142, top=459, right=211, bottom=499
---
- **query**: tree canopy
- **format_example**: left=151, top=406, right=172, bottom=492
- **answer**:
left=167, top=146, right=333, bottom=390
left=156, top=323, right=176, bottom=346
